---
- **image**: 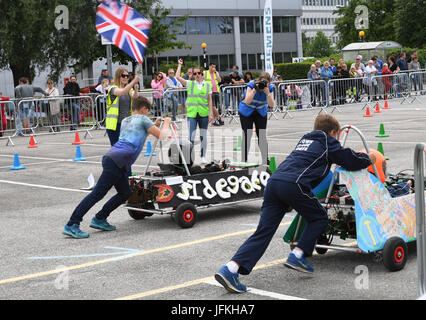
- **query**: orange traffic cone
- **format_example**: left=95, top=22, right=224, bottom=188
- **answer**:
left=72, top=132, right=84, bottom=145
left=383, top=99, right=390, bottom=110
left=363, top=107, right=373, bottom=118
left=168, top=125, right=180, bottom=139
left=374, top=103, right=381, bottom=113
left=27, top=135, right=38, bottom=148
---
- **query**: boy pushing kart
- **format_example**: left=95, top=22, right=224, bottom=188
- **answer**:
left=63, top=96, right=171, bottom=239
left=215, top=114, right=376, bottom=293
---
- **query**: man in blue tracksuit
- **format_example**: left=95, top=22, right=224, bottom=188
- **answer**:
left=215, top=114, right=376, bottom=293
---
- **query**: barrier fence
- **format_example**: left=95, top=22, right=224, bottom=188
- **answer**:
left=0, top=95, right=96, bottom=145
left=1, top=70, right=425, bottom=146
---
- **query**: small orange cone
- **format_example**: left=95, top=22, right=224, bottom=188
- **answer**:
left=168, top=125, right=180, bottom=139
left=27, top=135, right=38, bottom=148
left=383, top=99, right=390, bottom=110
left=363, top=107, right=373, bottom=118
left=374, top=103, right=381, bottom=113
left=72, top=132, right=84, bottom=145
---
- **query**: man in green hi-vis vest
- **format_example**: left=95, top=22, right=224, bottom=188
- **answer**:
left=176, top=58, right=214, bottom=164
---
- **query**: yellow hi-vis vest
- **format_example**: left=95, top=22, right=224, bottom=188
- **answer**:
left=185, top=81, right=210, bottom=118
left=203, top=70, right=219, bottom=90
left=105, top=85, right=133, bottom=131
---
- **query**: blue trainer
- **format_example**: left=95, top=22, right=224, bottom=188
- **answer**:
left=63, top=224, right=89, bottom=239
left=90, top=217, right=116, bottom=231
left=284, top=252, right=314, bottom=274
left=214, top=265, right=247, bottom=293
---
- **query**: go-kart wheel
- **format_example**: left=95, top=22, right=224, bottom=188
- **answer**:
left=128, top=209, right=154, bottom=220
left=173, top=203, right=197, bottom=228
left=382, top=237, right=408, bottom=271
left=315, top=235, right=329, bottom=255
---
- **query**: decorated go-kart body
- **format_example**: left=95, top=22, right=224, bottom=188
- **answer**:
left=124, top=137, right=271, bottom=228
left=283, top=125, right=426, bottom=271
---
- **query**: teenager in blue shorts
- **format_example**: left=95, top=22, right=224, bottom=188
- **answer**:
left=215, top=114, right=376, bottom=293
left=63, top=96, right=171, bottom=239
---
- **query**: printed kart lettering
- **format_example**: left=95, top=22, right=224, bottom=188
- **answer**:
left=177, top=170, right=270, bottom=201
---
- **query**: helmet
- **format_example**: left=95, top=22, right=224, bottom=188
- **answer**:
left=359, top=149, right=387, bottom=183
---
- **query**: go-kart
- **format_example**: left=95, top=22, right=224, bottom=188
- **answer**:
left=122, top=123, right=271, bottom=228
left=283, top=125, right=426, bottom=271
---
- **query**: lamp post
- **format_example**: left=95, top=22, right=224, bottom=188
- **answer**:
left=201, top=43, right=207, bottom=69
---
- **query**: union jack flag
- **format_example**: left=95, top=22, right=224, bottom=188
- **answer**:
left=95, top=0, right=151, bottom=64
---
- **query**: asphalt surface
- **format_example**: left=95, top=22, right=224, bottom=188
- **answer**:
left=0, top=97, right=425, bottom=303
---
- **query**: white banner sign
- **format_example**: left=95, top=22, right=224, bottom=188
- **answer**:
left=263, top=0, right=274, bottom=77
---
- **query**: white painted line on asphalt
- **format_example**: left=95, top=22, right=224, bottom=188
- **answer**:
left=0, top=179, right=91, bottom=193
left=204, top=279, right=306, bottom=300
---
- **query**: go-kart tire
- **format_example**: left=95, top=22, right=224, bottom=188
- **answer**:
left=315, top=235, right=329, bottom=255
left=173, top=203, right=197, bottom=228
left=382, top=237, right=408, bottom=272
left=128, top=209, right=154, bottom=220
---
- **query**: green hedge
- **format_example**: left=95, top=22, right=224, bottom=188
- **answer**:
left=274, top=60, right=355, bottom=81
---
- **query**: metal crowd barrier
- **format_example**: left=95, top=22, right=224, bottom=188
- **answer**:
left=415, top=143, right=426, bottom=299
left=162, top=87, right=188, bottom=120
left=408, top=71, right=426, bottom=103
left=273, top=80, right=328, bottom=119
left=0, top=100, right=17, bottom=145
left=219, top=84, right=247, bottom=124
left=3, top=95, right=96, bottom=145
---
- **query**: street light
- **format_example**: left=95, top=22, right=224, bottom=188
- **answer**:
left=201, top=43, right=207, bottom=69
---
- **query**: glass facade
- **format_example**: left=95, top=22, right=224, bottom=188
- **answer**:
left=168, top=16, right=234, bottom=35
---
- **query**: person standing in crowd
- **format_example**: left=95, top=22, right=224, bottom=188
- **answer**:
left=165, top=67, right=183, bottom=121
left=230, top=65, right=244, bottom=79
left=204, top=63, right=224, bottom=126
left=176, top=58, right=214, bottom=164
left=329, top=58, right=337, bottom=74
left=381, top=63, right=393, bottom=100
left=308, top=64, right=321, bottom=107
left=183, top=68, right=194, bottom=81
left=46, top=79, right=61, bottom=132
left=14, top=77, right=47, bottom=134
left=106, top=67, right=140, bottom=146
left=63, top=75, right=82, bottom=131
left=409, top=56, right=424, bottom=94
left=151, top=71, right=167, bottom=117
left=271, top=69, right=280, bottom=82
left=388, top=56, right=400, bottom=73
left=214, top=114, right=375, bottom=293
left=396, top=52, right=408, bottom=71
left=95, top=78, right=110, bottom=126
left=0, top=91, right=9, bottom=136
left=238, top=72, right=274, bottom=165
left=98, top=69, right=113, bottom=85
left=63, top=96, right=172, bottom=239
left=363, top=60, right=379, bottom=101
left=244, top=71, right=254, bottom=83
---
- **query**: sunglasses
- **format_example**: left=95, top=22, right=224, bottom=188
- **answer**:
left=194, top=71, right=202, bottom=75
left=121, top=74, right=130, bottom=78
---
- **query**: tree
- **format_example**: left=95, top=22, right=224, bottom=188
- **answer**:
left=394, top=0, right=426, bottom=48
left=306, top=31, right=334, bottom=58
left=334, top=0, right=397, bottom=49
left=0, top=0, right=188, bottom=86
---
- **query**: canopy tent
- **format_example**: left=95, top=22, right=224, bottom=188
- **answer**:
left=342, top=41, right=402, bottom=62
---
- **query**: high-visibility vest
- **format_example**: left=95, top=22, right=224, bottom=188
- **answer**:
left=105, top=85, right=133, bottom=131
left=203, top=70, right=219, bottom=90
left=185, top=81, right=210, bottom=119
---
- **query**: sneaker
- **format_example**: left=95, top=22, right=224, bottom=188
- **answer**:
left=284, top=252, right=314, bottom=274
left=63, top=224, right=89, bottom=239
left=214, top=265, right=247, bottom=293
left=201, top=157, right=209, bottom=164
left=90, top=217, right=116, bottom=231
